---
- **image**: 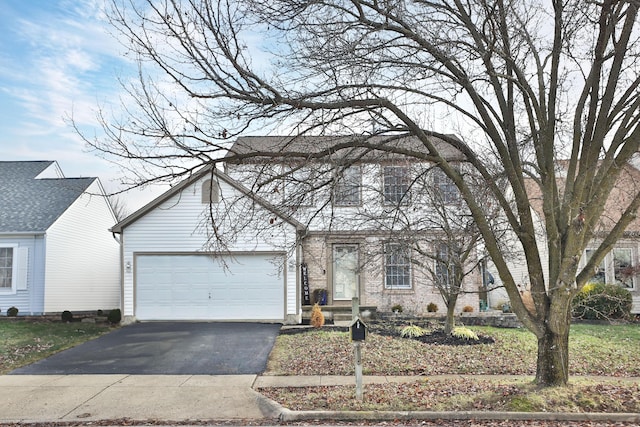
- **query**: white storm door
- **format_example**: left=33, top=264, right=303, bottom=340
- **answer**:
left=332, top=244, right=359, bottom=301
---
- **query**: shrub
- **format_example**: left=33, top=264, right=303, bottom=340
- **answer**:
left=310, top=303, right=325, bottom=328
left=61, top=310, right=74, bottom=322
left=107, top=309, right=122, bottom=324
left=427, top=302, right=438, bottom=312
left=7, top=306, right=18, bottom=317
left=572, top=282, right=632, bottom=320
left=462, top=305, right=474, bottom=313
left=451, top=326, right=479, bottom=340
left=391, top=304, right=403, bottom=313
left=400, top=324, right=427, bottom=338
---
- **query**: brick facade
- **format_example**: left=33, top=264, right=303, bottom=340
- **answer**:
left=301, top=234, right=480, bottom=315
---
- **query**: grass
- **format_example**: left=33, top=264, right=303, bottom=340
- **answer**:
left=261, top=322, right=640, bottom=412
left=0, top=320, right=114, bottom=374
left=266, top=323, right=640, bottom=377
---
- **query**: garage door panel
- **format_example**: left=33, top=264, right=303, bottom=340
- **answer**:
left=136, top=254, right=285, bottom=321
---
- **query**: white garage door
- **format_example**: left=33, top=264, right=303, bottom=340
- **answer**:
left=135, top=254, right=285, bottom=321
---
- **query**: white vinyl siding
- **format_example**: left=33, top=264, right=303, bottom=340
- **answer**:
left=121, top=176, right=298, bottom=321
left=44, top=180, right=120, bottom=312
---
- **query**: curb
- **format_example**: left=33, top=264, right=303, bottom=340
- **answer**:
left=278, top=408, right=640, bottom=423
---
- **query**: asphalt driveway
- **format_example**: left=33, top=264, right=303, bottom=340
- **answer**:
left=10, top=322, right=281, bottom=375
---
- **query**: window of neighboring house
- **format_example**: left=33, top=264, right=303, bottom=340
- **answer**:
left=383, top=166, right=411, bottom=205
left=433, top=169, right=460, bottom=204
left=613, top=248, right=634, bottom=288
left=334, top=166, right=361, bottom=206
left=0, top=247, right=13, bottom=290
left=435, top=243, right=455, bottom=287
left=583, top=248, right=635, bottom=289
left=284, top=167, right=314, bottom=207
left=584, top=249, right=606, bottom=284
left=384, top=243, right=412, bottom=289
left=201, top=179, right=220, bottom=204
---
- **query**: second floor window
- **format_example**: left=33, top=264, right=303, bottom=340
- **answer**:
left=383, top=166, right=411, bottom=205
left=433, top=169, right=460, bottom=204
left=284, top=167, right=315, bottom=207
left=335, top=166, right=361, bottom=206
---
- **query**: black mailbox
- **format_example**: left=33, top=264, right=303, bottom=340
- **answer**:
left=350, top=318, right=367, bottom=341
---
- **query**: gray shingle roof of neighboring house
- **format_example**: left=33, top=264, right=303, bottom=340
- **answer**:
left=0, top=161, right=96, bottom=233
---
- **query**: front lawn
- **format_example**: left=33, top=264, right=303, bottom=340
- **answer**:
left=260, top=322, right=640, bottom=413
left=0, top=320, right=114, bottom=374
left=265, top=323, right=640, bottom=377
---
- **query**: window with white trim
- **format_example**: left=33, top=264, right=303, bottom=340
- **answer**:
left=433, top=169, right=459, bottom=204
left=584, top=249, right=606, bottom=284
left=582, top=248, right=635, bottom=289
left=383, top=166, right=411, bottom=205
left=335, top=166, right=361, bottom=206
left=0, top=247, right=13, bottom=290
left=384, top=243, right=412, bottom=289
left=613, top=248, right=634, bottom=288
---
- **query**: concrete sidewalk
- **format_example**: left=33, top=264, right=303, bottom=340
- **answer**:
left=0, top=374, right=277, bottom=422
left=2, top=374, right=639, bottom=424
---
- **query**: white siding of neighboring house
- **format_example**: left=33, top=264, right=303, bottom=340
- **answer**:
left=120, top=175, right=299, bottom=321
left=0, top=234, right=46, bottom=314
left=486, top=204, right=550, bottom=310
left=43, top=180, right=120, bottom=312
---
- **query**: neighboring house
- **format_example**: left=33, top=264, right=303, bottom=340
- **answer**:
left=486, top=162, right=640, bottom=314
left=112, top=135, right=481, bottom=323
left=0, top=161, right=120, bottom=315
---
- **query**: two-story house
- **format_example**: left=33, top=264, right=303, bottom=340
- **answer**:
left=224, top=135, right=482, bottom=319
left=112, top=134, right=482, bottom=323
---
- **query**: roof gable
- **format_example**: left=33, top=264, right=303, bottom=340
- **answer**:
left=0, top=161, right=96, bottom=233
left=111, top=165, right=305, bottom=233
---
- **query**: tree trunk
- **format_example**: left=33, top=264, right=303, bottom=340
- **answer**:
left=444, top=297, right=457, bottom=334
left=535, top=308, right=571, bottom=386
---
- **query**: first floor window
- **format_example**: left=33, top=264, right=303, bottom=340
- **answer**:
left=385, top=243, right=412, bottom=289
left=613, top=248, right=634, bottom=288
left=0, top=247, right=13, bottom=289
left=585, top=249, right=606, bottom=284
left=583, top=247, right=635, bottom=289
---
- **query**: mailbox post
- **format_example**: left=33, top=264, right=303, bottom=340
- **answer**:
left=350, top=316, right=367, bottom=401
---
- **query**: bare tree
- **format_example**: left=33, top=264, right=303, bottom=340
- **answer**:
left=108, top=195, right=131, bottom=222
left=86, top=0, right=640, bottom=387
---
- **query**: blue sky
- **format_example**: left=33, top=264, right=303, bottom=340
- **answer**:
left=0, top=0, right=154, bottom=206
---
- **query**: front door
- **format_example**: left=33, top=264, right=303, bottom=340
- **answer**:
left=332, top=244, right=359, bottom=301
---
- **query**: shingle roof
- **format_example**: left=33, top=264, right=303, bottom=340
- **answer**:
left=0, top=161, right=96, bottom=233
left=225, top=135, right=464, bottom=163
